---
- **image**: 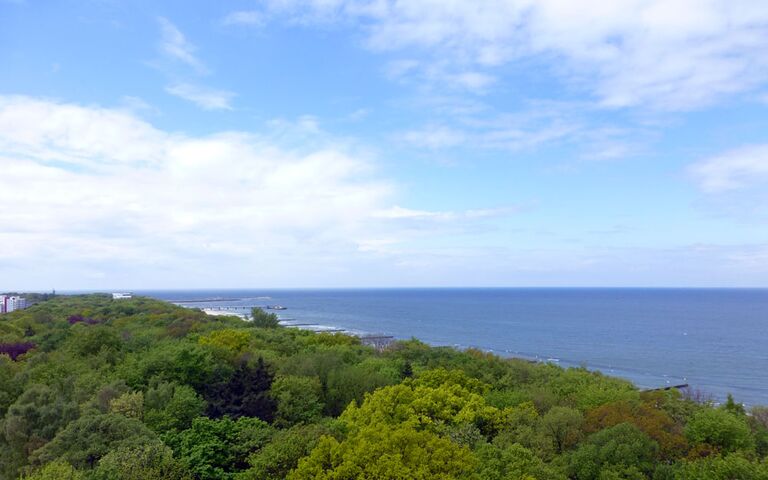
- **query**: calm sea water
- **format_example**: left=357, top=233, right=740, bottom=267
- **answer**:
left=139, top=288, right=768, bottom=406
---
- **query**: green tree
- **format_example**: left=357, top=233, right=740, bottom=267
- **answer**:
left=143, top=382, right=206, bottom=432
left=474, top=442, right=567, bottom=480
left=67, top=326, right=122, bottom=358
left=675, top=454, right=768, bottom=480
left=324, top=363, right=396, bottom=416
left=748, top=406, right=768, bottom=457
left=251, top=308, right=279, bottom=328
left=568, top=423, right=658, bottom=480
left=548, top=368, right=639, bottom=411
left=199, top=329, right=252, bottom=360
left=539, top=406, right=584, bottom=453
left=241, top=423, right=336, bottom=480
left=19, top=460, right=84, bottom=480
left=91, top=444, right=192, bottom=480
left=117, top=341, right=228, bottom=391
left=204, top=358, right=277, bottom=421
left=164, top=416, right=273, bottom=480
left=684, top=409, right=754, bottom=453
left=340, top=377, right=502, bottom=437
left=271, top=375, right=324, bottom=426
left=0, top=355, right=22, bottom=416
left=109, top=391, right=144, bottom=420
left=722, top=394, right=746, bottom=416
left=288, top=424, right=475, bottom=480
left=3, top=384, right=79, bottom=457
left=585, top=399, right=687, bottom=460
left=30, top=414, right=158, bottom=469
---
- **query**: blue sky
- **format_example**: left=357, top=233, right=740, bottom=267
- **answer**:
left=1, top=0, right=768, bottom=289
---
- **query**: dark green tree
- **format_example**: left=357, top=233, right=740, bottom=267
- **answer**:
left=3, top=384, right=79, bottom=457
left=204, top=358, right=277, bottom=421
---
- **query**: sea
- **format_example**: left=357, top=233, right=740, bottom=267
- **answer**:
left=137, top=288, right=768, bottom=406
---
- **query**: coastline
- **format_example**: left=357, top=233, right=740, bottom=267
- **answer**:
left=157, top=288, right=768, bottom=406
left=196, top=307, right=678, bottom=394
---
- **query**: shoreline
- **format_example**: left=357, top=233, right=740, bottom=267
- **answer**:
left=173, top=296, right=760, bottom=405
left=198, top=308, right=681, bottom=393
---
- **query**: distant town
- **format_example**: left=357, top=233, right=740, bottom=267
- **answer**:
left=0, top=290, right=59, bottom=314
left=0, top=294, right=27, bottom=314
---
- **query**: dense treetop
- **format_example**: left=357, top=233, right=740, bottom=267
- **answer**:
left=0, top=294, right=766, bottom=479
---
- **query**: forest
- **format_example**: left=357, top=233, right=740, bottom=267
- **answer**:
left=0, top=294, right=766, bottom=479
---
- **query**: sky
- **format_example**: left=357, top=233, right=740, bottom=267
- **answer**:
left=1, top=0, right=768, bottom=290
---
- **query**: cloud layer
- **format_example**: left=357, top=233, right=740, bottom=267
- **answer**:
left=0, top=96, right=393, bottom=284
left=242, top=0, right=768, bottom=108
left=0, top=96, right=516, bottom=288
left=690, top=145, right=768, bottom=192
left=165, top=83, right=235, bottom=110
left=158, top=17, right=208, bottom=74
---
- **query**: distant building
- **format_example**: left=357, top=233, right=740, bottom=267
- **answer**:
left=359, top=335, right=395, bottom=351
left=112, top=292, right=133, bottom=300
left=0, top=295, right=27, bottom=314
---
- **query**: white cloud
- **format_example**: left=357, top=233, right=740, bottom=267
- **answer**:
left=0, top=95, right=515, bottom=288
left=0, top=95, right=168, bottom=169
left=253, top=0, right=768, bottom=109
left=374, top=205, right=510, bottom=221
left=400, top=125, right=466, bottom=149
left=689, top=144, right=768, bottom=192
left=158, top=17, right=207, bottom=73
left=157, top=21, right=234, bottom=110
left=399, top=101, right=607, bottom=153
left=222, top=10, right=265, bottom=26
left=447, top=71, right=496, bottom=91
left=0, top=96, right=384, bottom=277
left=165, top=83, right=236, bottom=110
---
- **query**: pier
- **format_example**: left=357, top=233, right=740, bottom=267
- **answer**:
left=171, top=298, right=244, bottom=303
left=642, top=383, right=689, bottom=392
left=196, top=306, right=260, bottom=311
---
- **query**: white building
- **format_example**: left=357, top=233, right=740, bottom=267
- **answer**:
left=112, top=292, right=133, bottom=300
left=0, top=295, right=27, bottom=314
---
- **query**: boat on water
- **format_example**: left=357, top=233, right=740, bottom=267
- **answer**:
left=266, top=305, right=287, bottom=310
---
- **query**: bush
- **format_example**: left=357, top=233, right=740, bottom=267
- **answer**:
left=684, top=409, right=754, bottom=453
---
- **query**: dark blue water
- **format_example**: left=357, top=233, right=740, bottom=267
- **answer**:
left=139, top=288, right=768, bottom=406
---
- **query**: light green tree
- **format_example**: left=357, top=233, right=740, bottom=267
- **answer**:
left=109, top=391, right=144, bottom=420
left=684, top=409, right=754, bottom=453
left=288, top=424, right=475, bottom=480
left=675, top=454, right=768, bottom=480
left=19, top=461, right=84, bottom=480
left=91, top=444, right=192, bottom=480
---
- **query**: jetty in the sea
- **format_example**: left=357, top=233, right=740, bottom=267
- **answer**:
left=642, top=383, right=689, bottom=392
